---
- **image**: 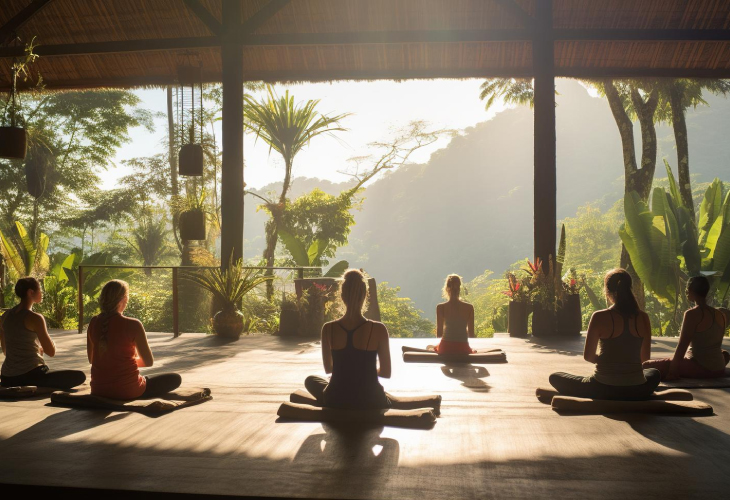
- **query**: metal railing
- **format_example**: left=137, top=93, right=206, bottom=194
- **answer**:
left=77, top=265, right=320, bottom=337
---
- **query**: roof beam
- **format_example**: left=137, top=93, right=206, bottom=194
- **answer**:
left=240, top=0, right=291, bottom=35
left=239, top=29, right=531, bottom=45
left=0, top=36, right=220, bottom=58
left=491, top=0, right=536, bottom=30
left=183, top=0, right=222, bottom=36
left=0, top=0, right=54, bottom=45
left=554, top=28, right=730, bottom=41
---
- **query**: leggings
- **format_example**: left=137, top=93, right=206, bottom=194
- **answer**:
left=1, top=365, right=86, bottom=390
left=643, top=351, right=730, bottom=380
left=549, top=369, right=661, bottom=401
left=141, top=373, right=182, bottom=399
left=304, top=375, right=390, bottom=409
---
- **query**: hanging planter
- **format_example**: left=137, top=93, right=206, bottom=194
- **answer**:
left=0, top=127, right=27, bottom=160
left=179, top=208, right=206, bottom=241
left=176, top=63, right=204, bottom=177
left=1, top=38, right=39, bottom=160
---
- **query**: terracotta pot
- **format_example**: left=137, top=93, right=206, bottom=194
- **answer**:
left=179, top=143, right=203, bottom=176
left=213, top=308, right=244, bottom=338
left=508, top=300, right=528, bottom=337
left=531, top=303, right=556, bottom=337
left=179, top=209, right=206, bottom=241
left=0, top=127, right=27, bottom=160
left=557, top=294, right=582, bottom=336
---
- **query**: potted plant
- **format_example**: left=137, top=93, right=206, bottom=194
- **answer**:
left=503, top=271, right=530, bottom=337
left=179, top=124, right=204, bottom=176
left=175, top=188, right=207, bottom=241
left=0, top=38, right=39, bottom=160
left=181, top=256, right=273, bottom=339
left=524, top=256, right=556, bottom=337
left=557, top=268, right=583, bottom=336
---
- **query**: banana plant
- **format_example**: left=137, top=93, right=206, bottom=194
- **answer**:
left=278, top=229, right=348, bottom=278
left=39, top=253, right=76, bottom=328
left=63, top=251, right=133, bottom=301
left=0, top=221, right=50, bottom=278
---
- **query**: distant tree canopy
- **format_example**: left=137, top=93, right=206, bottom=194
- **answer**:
left=377, top=282, right=434, bottom=338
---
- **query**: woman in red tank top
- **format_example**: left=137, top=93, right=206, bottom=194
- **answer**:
left=87, top=280, right=181, bottom=400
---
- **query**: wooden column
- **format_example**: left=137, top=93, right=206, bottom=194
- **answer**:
left=220, top=0, right=244, bottom=268
left=533, top=0, right=557, bottom=335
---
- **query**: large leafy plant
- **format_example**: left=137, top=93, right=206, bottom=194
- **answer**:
left=278, top=229, right=348, bottom=278
left=0, top=220, right=49, bottom=278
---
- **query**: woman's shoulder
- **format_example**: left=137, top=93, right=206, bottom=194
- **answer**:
left=367, top=320, right=389, bottom=337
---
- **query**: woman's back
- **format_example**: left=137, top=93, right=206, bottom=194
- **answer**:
left=89, top=313, right=145, bottom=399
left=688, top=307, right=726, bottom=372
left=440, top=301, right=470, bottom=342
left=1, top=307, right=45, bottom=377
left=594, top=309, right=647, bottom=386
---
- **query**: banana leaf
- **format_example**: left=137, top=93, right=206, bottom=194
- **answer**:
left=307, top=238, right=328, bottom=265
left=664, top=159, right=683, bottom=208
left=278, top=229, right=309, bottom=267
left=699, top=178, right=723, bottom=246
left=324, top=260, right=348, bottom=278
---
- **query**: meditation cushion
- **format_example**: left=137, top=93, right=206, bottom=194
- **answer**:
left=403, top=351, right=507, bottom=364
left=535, top=387, right=694, bottom=405
left=551, top=395, right=713, bottom=415
left=659, top=369, right=730, bottom=389
left=277, top=401, right=436, bottom=429
left=0, top=386, right=56, bottom=399
left=289, top=389, right=442, bottom=414
left=50, top=387, right=212, bottom=414
left=401, top=346, right=504, bottom=354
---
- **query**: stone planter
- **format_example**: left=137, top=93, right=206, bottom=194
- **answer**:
left=278, top=300, right=300, bottom=337
left=557, top=294, right=582, bottom=336
left=531, top=303, right=556, bottom=337
left=507, top=300, right=528, bottom=337
left=213, top=308, right=244, bottom=339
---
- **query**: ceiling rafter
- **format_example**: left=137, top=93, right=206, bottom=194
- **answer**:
left=239, top=0, right=291, bottom=35
left=182, top=0, right=223, bottom=36
left=0, top=0, right=54, bottom=46
left=491, top=0, right=536, bottom=30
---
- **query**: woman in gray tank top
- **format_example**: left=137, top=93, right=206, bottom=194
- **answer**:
left=0, top=277, right=85, bottom=389
left=643, top=276, right=730, bottom=380
left=548, top=269, right=661, bottom=400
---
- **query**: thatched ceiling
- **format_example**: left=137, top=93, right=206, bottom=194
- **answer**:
left=0, top=0, right=729, bottom=90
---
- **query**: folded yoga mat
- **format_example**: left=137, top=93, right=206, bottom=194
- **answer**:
left=50, top=388, right=212, bottom=414
left=551, top=395, right=713, bottom=415
left=277, top=401, right=436, bottom=429
left=535, top=387, right=694, bottom=405
left=659, top=369, right=730, bottom=389
left=403, top=351, right=507, bottom=364
left=289, top=389, right=442, bottom=414
left=401, top=346, right=504, bottom=354
left=0, top=386, right=56, bottom=399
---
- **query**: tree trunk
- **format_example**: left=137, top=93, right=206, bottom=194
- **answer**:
left=630, top=87, right=659, bottom=202
left=168, top=86, right=183, bottom=254
left=669, top=82, right=694, bottom=216
left=263, top=157, right=293, bottom=300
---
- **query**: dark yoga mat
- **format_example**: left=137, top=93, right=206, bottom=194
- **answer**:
left=290, top=389, right=442, bottom=414
left=277, top=402, right=436, bottom=429
left=535, top=387, right=694, bottom=405
left=403, top=351, right=507, bottom=364
left=659, top=369, right=730, bottom=389
left=0, top=386, right=56, bottom=399
left=51, top=388, right=212, bottom=414
left=551, top=395, right=713, bottom=415
left=401, top=346, right=504, bottom=354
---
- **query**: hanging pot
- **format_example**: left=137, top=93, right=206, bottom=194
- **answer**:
left=179, top=209, right=206, bottom=241
left=508, top=300, right=528, bottom=337
left=179, top=143, right=203, bottom=176
left=0, top=127, right=27, bottom=160
left=557, top=294, right=582, bottom=336
left=213, top=307, right=244, bottom=339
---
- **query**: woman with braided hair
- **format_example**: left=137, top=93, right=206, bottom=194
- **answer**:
left=87, top=280, right=181, bottom=400
left=548, top=269, right=661, bottom=400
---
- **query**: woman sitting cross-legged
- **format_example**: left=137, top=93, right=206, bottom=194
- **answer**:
left=549, top=269, right=661, bottom=400
left=1, top=277, right=86, bottom=390
left=643, top=276, right=730, bottom=380
left=304, top=269, right=392, bottom=410
left=87, top=280, right=181, bottom=400
left=432, top=274, right=476, bottom=354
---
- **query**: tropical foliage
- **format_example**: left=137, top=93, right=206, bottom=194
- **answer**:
left=377, top=282, right=434, bottom=338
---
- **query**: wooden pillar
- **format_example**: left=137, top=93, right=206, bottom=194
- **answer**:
left=533, top=0, right=557, bottom=335
left=220, top=0, right=244, bottom=268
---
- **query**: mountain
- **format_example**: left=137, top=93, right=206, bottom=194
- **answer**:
left=242, top=80, right=730, bottom=317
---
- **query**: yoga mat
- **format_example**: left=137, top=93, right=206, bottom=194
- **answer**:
left=401, top=346, right=504, bottom=354
left=535, top=387, right=694, bottom=405
left=50, top=388, right=212, bottom=414
left=403, top=351, right=507, bottom=364
left=551, top=396, right=713, bottom=415
left=659, top=369, right=730, bottom=389
left=0, top=386, right=56, bottom=399
left=277, top=401, right=436, bottom=429
left=289, top=389, right=442, bottom=414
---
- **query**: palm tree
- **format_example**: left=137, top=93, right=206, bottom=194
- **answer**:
left=124, top=214, right=176, bottom=274
left=479, top=78, right=536, bottom=111
left=244, top=85, right=349, bottom=297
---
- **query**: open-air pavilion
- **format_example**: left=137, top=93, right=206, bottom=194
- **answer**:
left=1, top=1, right=730, bottom=498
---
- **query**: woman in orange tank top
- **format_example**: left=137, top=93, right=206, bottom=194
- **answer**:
left=87, top=280, right=181, bottom=400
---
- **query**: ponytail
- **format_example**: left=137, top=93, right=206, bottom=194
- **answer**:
left=95, top=280, right=129, bottom=355
left=340, top=269, right=368, bottom=315
left=604, top=268, right=639, bottom=316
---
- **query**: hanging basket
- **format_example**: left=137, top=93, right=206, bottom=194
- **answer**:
left=508, top=300, right=529, bottom=337
left=0, top=127, right=27, bottom=160
left=179, top=143, right=204, bottom=176
left=179, top=209, right=206, bottom=241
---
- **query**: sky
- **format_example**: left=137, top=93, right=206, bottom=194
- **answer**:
left=108, top=79, right=509, bottom=190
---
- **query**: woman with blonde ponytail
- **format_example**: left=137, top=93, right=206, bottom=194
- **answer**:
left=304, top=269, right=392, bottom=409
left=433, top=274, right=476, bottom=354
left=87, top=280, right=181, bottom=400
left=548, top=269, right=661, bottom=400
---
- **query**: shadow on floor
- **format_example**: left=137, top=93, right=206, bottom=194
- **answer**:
left=441, top=365, right=491, bottom=392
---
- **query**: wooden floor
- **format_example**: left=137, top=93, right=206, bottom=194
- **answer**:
left=1, top=331, right=729, bottom=499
